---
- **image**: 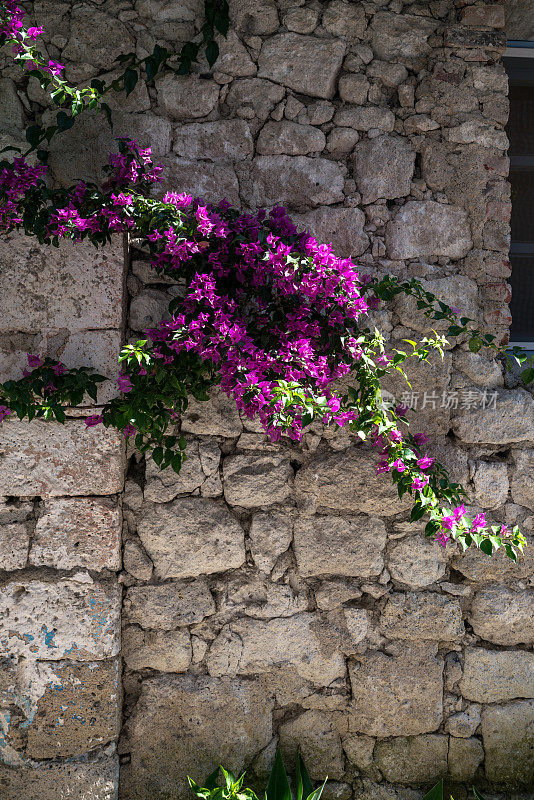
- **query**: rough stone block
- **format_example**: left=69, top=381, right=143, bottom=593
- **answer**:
left=370, top=12, right=437, bottom=60
left=0, top=419, right=124, bottom=497
left=447, top=736, right=484, bottom=783
left=459, top=648, right=534, bottom=703
left=0, top=523, right=29, bottom=570
left=322, top=1, right=367, bottom=39
left=0, top=751, right=118, bottom=800
left=156, top=74, right=219, bottom=120
left=137, top=497, right=245, bottom=579
left=292, top=207, right=369, bottom=258
left=219, top=573, right=308, bottom=619
left=469, top=585, right=534, bottom=645
left=461, top=5, right=505, bottom=29
left=223, top=453, right=293, bottom=508
left=451, top=532, right=534, bottom=581
left=353, top=781, right=422, bottom=800
left=352, top=135, right=415, bottom=204
left=256, top=121, right=326, bottom=156
left=247, top=155, right=344, bottom=210
left=26, top=660, right=120, bottom=759
left=62, top=5, right=134, bottom=70
left=230, top=0, right=279, bottom=36
left=0, top=578, right=121, bottom=660
left=156, top=157, right=240, bottom=206
left=481, top=701, right=534, bottom=788
left=334, top=106, right=395, bottom=132
left=349, top=645, right=444, bottom=737
left=257, top=34, right=346, bottom=99
left=395, top=276, right=479, bottom=334
left=452, top=389, right=534, bottom=444
left=29, top=497, right=121, bottom=571
left=181, top=388, right=243, bottom=437
left=249, top=510, right=293, bottom=573
left=173, top=120, right=253, bottom=162
left=121, top=674, right=274, bottom=800
left=123, top=626, right=192, bottom=672
left=0, top=78, right=24, bottom=137
left=386, top=202, right=472, bottom=260
left=224, top=78, right=285, bottom=121
left=293, top=515, right=386, bottom=578
left=374, top=735, right=449, bottom=785
left=379, top=592, right=463, bottom=641
left=473, top=461, right=509, bottom=508
left=279, top=710, right=345, bottom=781
left=144, top=439, right=221, bottom=502
left=511, top=449, right=534, bottom=510
left=124, top=580, right=215, bottom=629
left=388, top=534, right=448, bottom=588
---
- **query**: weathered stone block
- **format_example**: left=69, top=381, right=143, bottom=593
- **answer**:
left=395, top=276, right=479, bottom=334
left=469, top=585, right=534, bottom=645
left=173, top=120, right=253, bottom=161
left=352, top=134, right=415, bottom=204
left=219, top=574, right=308, bottom=619
left=137, top=497, right=245, bottom=579
left=29, top=497, right=121, bottom=571
left=447, top=705, right=481, bottom=739
left=122, top=674, right=274, bottom=800
left=256, top=121, right=326, bottom=156
left=370, top=13, right=437, bottom=60
left=224, top=78, right=285, bottom=121
left=481, top=701, right=534, bottom=788
left=249, top=510, right=293, bottom=573
left=230, top=0, right=279, bottom=35
left=353, top=781, right=422, bottom=800
left=181, top=388, right=243, bottom=437
left=452, top=389, right=534, bottom=444
left=26, top=660, right=120, bottom=759
left=124, top=580, right=215, bottom=629
left=473, top=461, right=509, bottom=508
left=208, top=614, right=346, bottom=685
left=62, top=5, right=134, bottom=70
left=0, top=419, right=124, bottom=497
left=123, top=626, right=192, bottom=672
left=0, top=751, right=118, bottom=800
left=295, top=448, right=412, bottom=516
left=386, top=202, right=472, bottom=260
left=292, top=207, right=369, bottom=258
left=379, top=592, right=463, bottom=641
left=388, top=535, right=448, bottom=588
left=0, top=78, right=24, bottom=137
left=0, top=578, right=121, bottom=660
left=279, top=710, right=345, bottom=781
left=0, top=523, right=29, bottom=570
left=338, top=74, right=369, bottom=105
left=459, top=648, right=534, bottom=703
left=223, top=453, right=293, bottom=508
left=293, top=515, right=386, bottom=578
left=374, top=735, right=449, bottom=785
left=349, top=645, right=444, bottom=737
left=156, top=74, right=219, bottom=120
left=248, top=155, right=344, bottom=209
left=322, top=1, right=367, bottom=39
left=144, top=439, right=221, bottom=502
left=448, top=736, right=484, bottom=783
left=511, top=449, right=534, bottom=509
left=461, top=5, right=505, bottom=29
left=156, top=157, right=240, bottom=206
left=452, top=533, right=534, bottom=581
left=334, top=106, right=395, bottom=132
left=258, top=34, right=346, bottom=99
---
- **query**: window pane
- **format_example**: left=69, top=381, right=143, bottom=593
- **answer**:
left=508, top=86, right=534, bottom=155
left=510, top=255, right=534, bottom=340
left=510, top=169, right=534, bottom=242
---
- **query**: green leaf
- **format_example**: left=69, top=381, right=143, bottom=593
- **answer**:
left=480, top=539, right=493, bottom=556
left=468, top=337, right=482, bottom=354
left=472, top=789, right=489, bottom=800
left=305, top=780, right=327, bottom=800
left=56, top=111, right=75, bottom=133
left=124, top=67, right=139, bottom=96
left=520, top=366, right=534, bottom=385
left=25, top=124, right=43, bottom=148
left=204, top=767, right=220, bottom=791
left=101, top=102, right=113, bottom=130
left=296, top=753, right=313, bottom=800
left=205, top=40, right=219, bottom=67
left=423, top=780, right=443, bottom=800
left=265, top=750, right=292, bottom=800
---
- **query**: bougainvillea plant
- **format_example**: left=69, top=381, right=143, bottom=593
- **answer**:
left=0, top=2, right=529, bottom=561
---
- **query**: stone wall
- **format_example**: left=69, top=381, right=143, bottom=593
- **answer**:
left=0, top=1, right=533, bottom=799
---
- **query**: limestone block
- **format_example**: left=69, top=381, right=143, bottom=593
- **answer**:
left=0, top=419, right=124, bottom=497
left=29, top=497, right=121, bottom=571
left=0, top=578, right=121, bottom=660
left=123, top=626, right=192, bottom=672
left=349, top=645, right=444, bottom=737
left=473, top=461, right=509, bottom=508
left=26, top=660, right=120, bottom=759
left=461, top=4, right=505, bottom=28
left=315, top=579, right=362, bottom=611
left=322, top=1, right=367, bottom=39
left=447, top=736, right=484, bottom=783
left=374, top=735, right=449, bottom=785
left=388, top=535, right=448, bottom=588
left=472, top=65, right=509, bottom=94
left=469, top=585, right=534, bottom=645
left=295, top=448, right=412, bottom=516
left=511, top=449, right=534, bottom=510
left=62, top=5, right=134, bottom=71
left=366, top=61, right=408, bottom=88
left=334, top=106, right=395, bottom=132
left=219, top=573, right=308, bottom=619
left=379, top=592, right=463, bottom=641
left=292, top=207, right=369, bottom=258
left=208, top=613, right=346, bottom=685
left=129, top=289, right=170, bottom=331
left=223, top=453, right=293, bottom=508
left=352, top=135, right=415, bottom=204
left=124, top=580, right=216, bottom=629
left=447, top=705, right=481, bottom=738
left=156, top=74, right=219, bottom=120
left=454, top=351, right=504, bottom=389
left=122, top=674, right=274, bottom=800
left=0, top=751, right=118, bottom=800
left=137, top=497, right=245, bottom=579
left=459, top=648, right=534, bottom=703
left=123, top=540, right=153, bottom=581
left=0, top=78, right=24, bottom=137
left=395, top=276, right=479, bottom=334
left=386, top=202, right=472, bottom=260
left=370, top=13, right=437, bottom=60
left=452, top=389, right=534, bottom=445
left=208, top=30, right=257, bottom=78
left=452, top=532, right=534, bottom=581
left=0, top=233, right=124, bottom=333
left=181, top=388, right=243, bottom=437
left=230, top=0, right=279, bottom=35
left=481, top=701, right=534, bottom=788
left=293, top=515, right=386, bottom=578
left=249, top=510, right=293, bottom=573
left=342, top=733, right=375, bottom=772
left=256, top=121, right=326, bottom=156
left=338, top=74, right=370, bottom=105
left=258, top=34, right=346, bottom=99
left=224, top=78, right=285, bottom=121
left=344, top=609, right=369, bottom=645
left=279, top=710, right=345, bottom=781
left=247, top=155, right=344, bottom=209
left=353, top=781, right=422, bottom=800
left=0, top=523, right=29, bottom=570
left=173, top=120, right=253, bottom=161
left=144, top=439, right=221, bottom=502
left=284, top=7, right=319, bottom=34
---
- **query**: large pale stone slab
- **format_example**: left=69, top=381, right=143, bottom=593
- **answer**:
left=279, top=710, right=345, bottom=781
left=511, top=449, right=534, bottom=509
left=370, top=12, right=437, bottom=60
left=323, top=1, right=367, bottom=38
left=248, top=155, right=344, bottom=210
left=62, top=5, right=134, bottom=71
left=0, top=751, right=118, bottom=800
left=256, top=121, right=326, bottom=156
left=122, top=674, right=274, bottom=800
left=295, top=448, right=412, bottom=516
left=469, top=585, right=534, bottom=645
left=26, top=660, right=120, bottom=759
left=352, top=135, right=415, bottom=204
left=452, top=389, right=534, bottom=445
left=156, top=157, right=240, bottom=206
left=137, top=497, right=245, bottom=579
left=0, top=578, right=121, bottom=660
left=124, top=580, right=215, bottom=629
left=386, top=201, right=472, bottom=260
left=249, top=510, right=293, bottom=573
left=293, top=515, right=386, bottom=578
left=379, top=592, right=463, bottom=641
left=181, top=388, right=243, bottom=437
left=208, top=613, right=346, bottom=685
left=0, top=419, right=124, bottom=497
left=123, top=626, right=192, bottom=672
left=481, top=701, right=534, bottom=788
left=292, top=207, right=369, bottom=258
left=156, top=74, right=219, bottom=120
left=223, top=453, right=293, bottom=508
left=258, top=34, right=346, bottom=99
left=349, top=645, right=444, bottom=737
left=388, top=535, right=448, bottom=588
left=459, top=648, right=534, bottom=703
left=374, top=735, right=449, bottom=785
left=0, top=233, right=124, bottom=333
left=173, top=120, right=253, bottom=162
left=29, top=497, right=121, bottom=571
